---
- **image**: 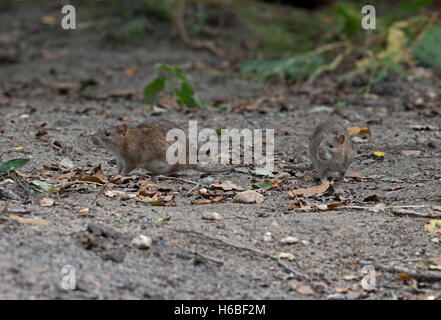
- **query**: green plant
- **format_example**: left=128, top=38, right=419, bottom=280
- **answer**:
left=0, top=158, right=29, bottom=174
left=144, top=63, right=204, bottom=107
left=241, top=42, right=346, bottom=82
left=411, top=25, right=441, bottom=68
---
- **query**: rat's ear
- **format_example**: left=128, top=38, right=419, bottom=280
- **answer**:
left=337, top=134, right=345, bottom=144
left=119, top=124, right=128, bottom=136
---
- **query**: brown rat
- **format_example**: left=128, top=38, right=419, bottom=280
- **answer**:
left=309, top=121, right=352, bottom=182
left=91, top=120, right=250, bottom=176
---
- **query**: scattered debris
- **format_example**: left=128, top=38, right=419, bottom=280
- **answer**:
left=131, top=235, right=152, bottom=249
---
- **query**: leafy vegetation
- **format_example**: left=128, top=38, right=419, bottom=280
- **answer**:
left=0, top=159, right=29, bottom=174
left=144, top=63, right=204, bottom=107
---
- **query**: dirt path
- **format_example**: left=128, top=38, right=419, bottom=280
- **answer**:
left=0, top=4, right=440, bottom=300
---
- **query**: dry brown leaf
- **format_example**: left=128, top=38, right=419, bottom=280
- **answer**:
left=39, top=196, right=54, bottom=207
left=401, top=150, right=421, bottom=156
left=425, top=219, right=441, bottom=234
left=233, top=190, right=264, bottom=204
left=349, top=126, right=370, bottom=136
left=363, top=195, right=379, bottom=202
left=10, top=215, right=48, bottom=226
left=296, top=284, right=315, bottom=296
left=289, top=181, right=331, bottom=198
left=108, top=89, right=137, bottom=98
left=124, top=66, right=137, bottom=76
left=157, top=95, right=180, bottom=110
left=398, top=273, right=411, bottom=281
left=342, top=274, right=359, bottom=280
left=191, top=196, right=224, bottom=205
left=78, top=176, right=106, bottom=184
left=104, top=190, right=127, bottom=198
left=346, top=170, right=365, bottom=179
left=335, top=287, right=350, bottom=293
left=210, top=180, right=243, bottom=191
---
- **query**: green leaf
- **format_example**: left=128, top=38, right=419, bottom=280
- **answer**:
left=154, top=63, right=186, bottom=80
left=380, top=176, right=392, bottom=181
left=143, top=76, right=166, bottom=104
left=426, top=264, right=441, bottom=271
left=31, top=180, right=59, bottom=193
left=0, top=158, right=30, bottom=173
left=412, top=25, right=441, bottom=68
left=174, top=81, right=203, bottom=107
left=234, top=167, right=251, bottom=174
left=254, top=181, right=272, bottom=191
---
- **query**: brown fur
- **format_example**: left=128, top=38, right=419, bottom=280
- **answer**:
left=92, top=120, right=238, bottom=175
left=309, top=121, right=352, bottom=182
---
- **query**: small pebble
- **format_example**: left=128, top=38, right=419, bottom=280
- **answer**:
left=281, top=236, right=300, bottom=244
left=202, top=212, right=223, bottom=221
left=327, top=293, right=345, bottom=300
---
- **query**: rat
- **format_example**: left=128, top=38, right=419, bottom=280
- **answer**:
left=91, top=120, right=252, bottom=176
left=309, top=121, right=352, bottom=182
left=284, top=121, right=352, bottom=182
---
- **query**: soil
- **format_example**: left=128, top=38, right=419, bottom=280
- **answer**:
left=0, top=3, right=440, bottom=300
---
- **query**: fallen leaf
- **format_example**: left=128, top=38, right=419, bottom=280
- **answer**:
left=191, top=196, right=224, bottom=205
left=157, top=216, right=171, bottom=223
left=349, top=126, right=370, bottom=136
left=10, top=215, right=48, bottom=225
left=296, top=284, right=315, bottom=296
left=346, top=170, right=365, bottom=179
left=124, top=66, right=137, bottom=77
left=233, top=190, right=264, bottom=204
left=108, top=89, right=137, bottom=98
left=39, top=196, right=54, bottom=207
left=104, top=190, right=127, bottom=198
left=398, top=273, right=411, bottom=281
left=253, top=180, right=275, bottom=191
left=40, top=14, right=56, bottom=25
left=210, top=180, right=243, bottom=191
left=363, top=195, right=379, bottom=202
left=371, top=150, right=385, bottom=157
left=342, top=274, right=359, bottom=280
left=425, top=219, right=441, bottom=234
left=78, top=176, right=106, bottom=184
left=277, top=252, right=295, bottom=260
left=289, top=181, right=331, bottom=198
left=401, top=150, right=421, bottom=156
left=252, top=168, right=274, bottom=177
left=335, top=287, right=350, bottom=293
left=79, top=208, right=90, bottom=216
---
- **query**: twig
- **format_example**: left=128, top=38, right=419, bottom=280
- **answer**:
left=367, top=262, right=441, bottom=282
left=193, top=251, right=224, bottom=266
left=174, top=0, right=224, bottom=57
left=90, top=182, right=108, bottom=206
left=174, top=228, right=307, bottom=280
left=391, top=208, right=440, bottom=219
left=156, top=175, right=202, bottom=186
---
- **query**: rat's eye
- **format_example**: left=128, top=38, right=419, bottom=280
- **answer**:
left=328, top=144, right=334, bottom=148
left=105, top=131, right=111, bottom=136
